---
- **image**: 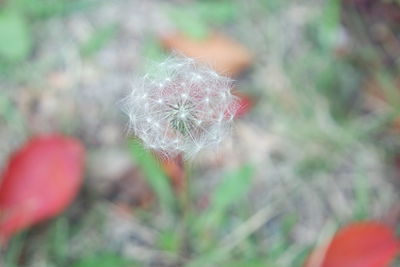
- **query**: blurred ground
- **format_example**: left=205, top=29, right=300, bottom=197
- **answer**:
left=1, top=0, right=400, bottom=266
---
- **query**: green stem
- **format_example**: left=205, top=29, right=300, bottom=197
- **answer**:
left=179, top=157, right=193, bottom=258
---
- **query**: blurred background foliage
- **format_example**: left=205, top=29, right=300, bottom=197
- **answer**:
left=0, top=0, right=95, bottom=68
left=1, top=0, right=400, bottom=266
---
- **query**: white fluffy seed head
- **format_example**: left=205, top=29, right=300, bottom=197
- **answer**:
left=122, top=54, right=239, bottom=159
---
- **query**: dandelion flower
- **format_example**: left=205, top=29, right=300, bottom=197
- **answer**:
left=122, top=55, right=238, bottom=158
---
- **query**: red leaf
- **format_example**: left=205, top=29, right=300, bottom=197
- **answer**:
left=305, top=221, right=400, bottom=267
left=0, top=135, right=85, bottom=244
left=232, top=91, right=254, bottom=118
left=160, top=155, right=185, bottom=192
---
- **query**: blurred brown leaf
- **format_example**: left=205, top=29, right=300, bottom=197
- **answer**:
left=161, top=32, right=252, bottom=77
left=107, top=167, right=154, bottom=209
left=363, top=76, right=400, bottom=131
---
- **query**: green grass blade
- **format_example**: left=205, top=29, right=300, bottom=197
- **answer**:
left=128, top=140, right=176, bottom=213
left=199, top=164, right=255, bottom=231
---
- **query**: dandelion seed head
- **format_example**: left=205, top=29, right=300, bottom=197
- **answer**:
left=122, top=54, right=238, bottom=158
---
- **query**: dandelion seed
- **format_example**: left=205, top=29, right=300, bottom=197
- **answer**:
left=121, top=54, right=238, bottom=158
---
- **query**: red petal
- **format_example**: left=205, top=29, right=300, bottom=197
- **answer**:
left=0, top=135, right=85, bottom=244
left=306, top=221, right=400, bottom=267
